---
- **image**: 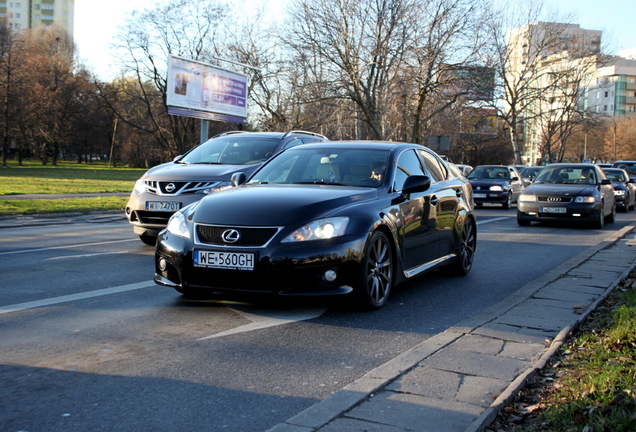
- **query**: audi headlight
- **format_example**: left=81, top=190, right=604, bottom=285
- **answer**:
left=519, top=193, right=536, bottom=202
left=133, top=179, right=147, bottom=194
left=489, top=185, right=503, bottom=192
left=575, top=196, right=596, bottom=203
left=281, top=217, right=349, bottom=243
left=166, top=211, right=190, bottom=239
left=614, top=189, right=626, bottom=196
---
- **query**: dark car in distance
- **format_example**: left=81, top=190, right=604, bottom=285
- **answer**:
left=602, top=168, right=636, bottom=211
left=466, top=165, right=525, bottom=208
left=612, top=161, right=636, bottom=180
left=154, top=141, right=477, bottom=310
left=126, top=130, right=328, bottom=245
left=517, top=164, right=616, bottom=228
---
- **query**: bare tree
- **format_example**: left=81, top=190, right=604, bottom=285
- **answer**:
left=106, top=0, right=228, bottom=157
left=285, top=0, right=414, bottom=140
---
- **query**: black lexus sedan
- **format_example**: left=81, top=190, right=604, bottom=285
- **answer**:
left=466, top=165, right=525, bottom=208
left=517, top=164, right=616, bottom=228
left=154, top=141, right=477, bottom=310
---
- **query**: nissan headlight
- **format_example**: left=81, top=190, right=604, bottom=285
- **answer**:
left=281, top=217, right=349, bottom=242
left=196, top=181, right=233, bottom=195
left=133, top=179, right=147, bottom=194
left=575, top=196, right=596, bottom=203
left=166, top=211, right=190, bottom=239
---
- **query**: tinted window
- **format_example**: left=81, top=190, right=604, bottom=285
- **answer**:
left=181, top=136, right=279, bottom=164
left=394, top=150, right=425, bottom=191
left=418, top=149, right=447, bottom=182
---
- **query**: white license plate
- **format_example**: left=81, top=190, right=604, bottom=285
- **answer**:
left=193, top=250, right=256, bottom=271
left=146, top=201, right=181, bottom=212
left=473, top=193, right=487, bottom=198
left=541, top=207, right=567, bottom=214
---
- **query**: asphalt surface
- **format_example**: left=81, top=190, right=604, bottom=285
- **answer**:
left=265, top=224, right=636, bottom=432
left=2, top=208, right=635, bottom=432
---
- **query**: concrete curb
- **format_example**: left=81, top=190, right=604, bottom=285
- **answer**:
left=267, top=224, right=636, bottom=432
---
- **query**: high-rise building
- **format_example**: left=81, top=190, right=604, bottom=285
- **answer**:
left=0, top=0, right=74, bottom=38
left=587, top=57, right=636, bottom=117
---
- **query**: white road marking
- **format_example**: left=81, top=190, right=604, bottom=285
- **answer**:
left=0, top=238, right=139, bottom=256
left=198, top=307, right=327, bottom=340
left=476, top=216, right=509, bottom=225
left=0, top=281, right=155, bottom=315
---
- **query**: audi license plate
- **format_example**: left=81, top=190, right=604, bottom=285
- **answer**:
left=541, top=207, right=567, bottom=214
left=473, top=193, right=487, bottom=198
left=193, top=250, right=256, bottom=271
left=146, top=201, right=181, bottom=212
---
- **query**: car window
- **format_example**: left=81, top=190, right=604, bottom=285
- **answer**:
left=394, top=150, right=425, bottom=191
left=181, top=136, right=280, bottom=164
left=418, top=149, right=447, bottom=182
left=249, top=147, right=389, bottom=187
left=535, top=167, right=597, bottom=184
left=467, top=167, right=508, bottom=180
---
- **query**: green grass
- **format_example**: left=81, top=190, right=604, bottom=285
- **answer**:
left=507, top=276, right=636, bottom=431
left=0, top=160, right=145, bottom=216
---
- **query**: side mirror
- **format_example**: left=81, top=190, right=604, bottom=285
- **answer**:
left=511, top=176, right=520, bottom=182
left=600, top=179, right=612, bottom=186
left=231, top=172, right=247, bottom=186
left=402, top=175, right=431, bottom=194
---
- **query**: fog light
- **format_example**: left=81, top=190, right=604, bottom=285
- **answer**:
left=323, top=269, right=337, bottom=283
left=158, top=258, right=168, bottom=272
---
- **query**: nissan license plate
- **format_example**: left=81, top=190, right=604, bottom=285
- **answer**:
left=473, top=193, right=487, bottom=198
left=541, top=207, right=567, bottom=214
left=194, top=250, right=256, bottom=271
left=146, top=201, right=181, bottom=212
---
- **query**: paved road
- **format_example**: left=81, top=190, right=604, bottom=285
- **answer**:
left=1, top=209, right=634, bottom=432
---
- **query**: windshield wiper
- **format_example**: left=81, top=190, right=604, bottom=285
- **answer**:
left=295, top=180, right=346, bottom=186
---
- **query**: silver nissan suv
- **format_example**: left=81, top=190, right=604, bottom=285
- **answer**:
left=126, top=130, right=328, bottom=245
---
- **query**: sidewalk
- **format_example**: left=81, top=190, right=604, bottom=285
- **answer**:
left=268, top=225, right=636, bottom=432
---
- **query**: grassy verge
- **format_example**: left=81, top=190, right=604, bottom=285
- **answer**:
left=0, top=160, right=144, bottom=216
left=493, top=272, right=636, bottom=431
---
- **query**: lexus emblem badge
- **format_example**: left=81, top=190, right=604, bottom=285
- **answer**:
left=222, top=229, right=241, bottom=243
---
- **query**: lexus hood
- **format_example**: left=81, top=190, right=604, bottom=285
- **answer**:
left=187, top=184, right=378, bottom=226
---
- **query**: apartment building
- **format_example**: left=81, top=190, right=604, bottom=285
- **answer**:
left=0, top=0, right=74, bottom=37
left=588, top=57, right=636, bottom=117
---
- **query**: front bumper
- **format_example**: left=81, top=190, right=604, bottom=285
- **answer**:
left=472, top=191, right=509, bottom=204
left=154, top=230, right=367, bottom=297
left=125, top=191, right=206, bottom=236
left=517, top=200, right=601, bottom=222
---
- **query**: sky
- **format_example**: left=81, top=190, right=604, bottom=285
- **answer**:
left=73, top=0, right=636, bottom=81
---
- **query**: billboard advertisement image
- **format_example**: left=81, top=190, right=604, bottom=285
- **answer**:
left=166, top=55, right=249, bottom=123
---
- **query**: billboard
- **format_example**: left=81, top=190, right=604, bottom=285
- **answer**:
left=166, top=55, right=249, bottom=124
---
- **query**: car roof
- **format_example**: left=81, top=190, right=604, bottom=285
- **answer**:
left=213, top=130, right=327, bottom=140
left=282, top=140, right=424, bottom=151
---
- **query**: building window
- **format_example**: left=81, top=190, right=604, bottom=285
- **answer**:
left=34, top=4, right=39, bottom=9
left=604, top=105, right=608, bottom=111
left=605, top=91, right=609, bottom=97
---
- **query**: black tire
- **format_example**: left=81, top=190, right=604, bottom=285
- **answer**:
left=592, top=207, right=604, bottom=229
left=502, top=193, right=512, bottom=209
left=517, top=216, right=531, bottom=226
left=139, top=234, right=157, bottom=246
left=446, top=218, right=477, bottom=276
left=355, top=231, right=393, bottom=310
left=606, top=203, right=616, bottom=223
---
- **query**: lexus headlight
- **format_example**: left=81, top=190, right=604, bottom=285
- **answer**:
left=281, top=217, right=349, bottom=242
left=166, top=211, right=190, bottom=239
left=575, top=196, right=596, bottom=203
left=489, top=185, right=503, bottom=192
left=133, top=179, right=147, bottom=194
